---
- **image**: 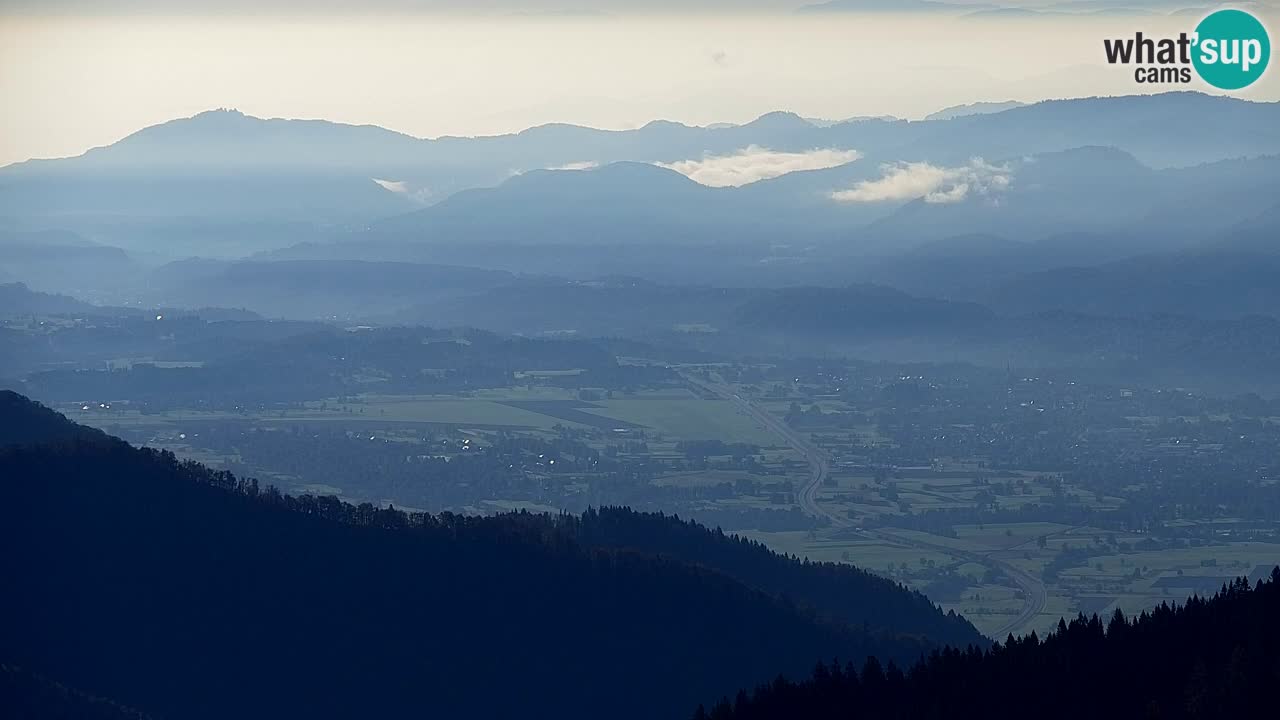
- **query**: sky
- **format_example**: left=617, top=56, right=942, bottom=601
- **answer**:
left=0, top=0, right=1241, bottom=13
left=2, top=1, right=1278, bottom=166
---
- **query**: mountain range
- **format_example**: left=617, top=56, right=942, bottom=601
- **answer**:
left=5, top=91, right=1280, bottom=392
left=4, top=93, right=1276, bottom=232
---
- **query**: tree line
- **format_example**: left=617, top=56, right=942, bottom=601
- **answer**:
left=0, top=390, right=975, bottom=720
left=695, top=572, right=1280, bottom=719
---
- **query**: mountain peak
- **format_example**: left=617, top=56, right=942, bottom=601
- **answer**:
left=137, top=107, right=259, bottom=137
left=742, top=111, right=812, bottom=130
left=641, top=119, right=694, bottom=131
left=925, top=100, right=1025, bottom=122
left=191, top=107, right=248, bottom=120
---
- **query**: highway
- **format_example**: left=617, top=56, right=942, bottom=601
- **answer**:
left=860, top=528, right=1048, bottom=640
left=690, top=375, right=1047, bottom=640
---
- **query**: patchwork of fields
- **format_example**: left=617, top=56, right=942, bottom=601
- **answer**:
left=62, top=377, right=1280, bottom=639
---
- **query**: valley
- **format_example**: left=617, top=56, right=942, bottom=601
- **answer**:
left=50, top=350, right=1280, bottom=639
left=5, top=53, right=1280, bottom=715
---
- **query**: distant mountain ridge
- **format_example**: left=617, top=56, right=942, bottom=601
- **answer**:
left=924, top=100, right=1026, bottom=121
left=265, top=145, right=1280, bottom=287
left=3, top=93, right=1277, bottom=230
left=0, top=283, right=99, bottom=317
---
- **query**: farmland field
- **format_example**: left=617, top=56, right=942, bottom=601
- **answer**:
left=51, top=362, right=1280, bottom=641
left=591, top=395, right=779, bottom=444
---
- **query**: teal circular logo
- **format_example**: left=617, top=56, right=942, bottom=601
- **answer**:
left=1193, top=9, right=1270, bottom=90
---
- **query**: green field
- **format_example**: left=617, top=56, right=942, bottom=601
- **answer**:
left=590, top=396, right=779, bottom=444
left=740, top=518, right=1280, bottom=638
left=67, top=379, right=1280, bottom=642
left=65, top=381, right=783, bottom=445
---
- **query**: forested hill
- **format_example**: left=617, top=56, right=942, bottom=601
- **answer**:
left=1, top=664, right=152, bottom=720
left=697, top=572, right=1280, bottom=720
left=568, top=507, right=980, bottom=648
left=0, top=389, right=114, bottom=446
left=0, top=392, right=976, bottom=720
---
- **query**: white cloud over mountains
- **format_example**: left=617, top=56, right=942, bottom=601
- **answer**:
left=373, top=178, right=434, bottom=203
left=547, top=161, right=600, bottom=171
left=657, top=145, right=861, bottom=187
left=830, top=157, right=1011, bottom=204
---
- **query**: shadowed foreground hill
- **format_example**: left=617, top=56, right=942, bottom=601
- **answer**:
left=698, top=572, right=1280, bottom=720
left=0, top=665, right=151, bottom=720
left=569, top=507, right=979, bottom=648
left=0, top=390, right=114, bottom=446
left=0, top=392, right=977, bottom=720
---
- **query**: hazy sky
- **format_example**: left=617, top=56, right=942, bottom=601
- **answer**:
left=0, top=0, right=1237, bottom=13
left=2, top=3, right=1278, bottom=166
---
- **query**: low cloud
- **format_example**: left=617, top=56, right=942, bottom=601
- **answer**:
left=547, top=160, right=599, bottom=171
left=830, top=158, right=1011, bottom=204
left=373, top=178, right=409, bottom=194
left=657, top=145, right=860, bottom=188
left=373, top=178, right=433, bottom=204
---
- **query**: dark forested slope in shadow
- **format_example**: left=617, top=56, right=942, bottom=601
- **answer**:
left=0, top=391, right=978, bottom=720
left=0, top=664, right=152, bottom=720
left=568, top=507, right=980, bottom=648
left=697, top=572, right=1280, bottom=720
